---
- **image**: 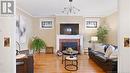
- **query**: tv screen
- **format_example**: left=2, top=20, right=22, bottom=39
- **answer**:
left=60, top=24, right=79, bottom=35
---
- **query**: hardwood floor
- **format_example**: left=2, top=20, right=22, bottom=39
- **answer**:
left=34, top=53, right=105, bottom=73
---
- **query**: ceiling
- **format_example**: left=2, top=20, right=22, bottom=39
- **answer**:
left=16, top=0, right=118, bottom=17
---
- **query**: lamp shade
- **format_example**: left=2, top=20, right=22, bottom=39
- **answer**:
left=91, top=36, right=98, bottom=42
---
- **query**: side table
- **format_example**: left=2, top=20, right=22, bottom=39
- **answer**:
left=46, top=47, right=53, bottom=54
left=84, top=48, right=88, bottom=54
left=64, top=56, right=78, bottom=71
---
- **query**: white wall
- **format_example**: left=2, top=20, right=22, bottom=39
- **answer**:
left=119, top=0, right=130, bottom=72
left=0, top=17, right=16, bottom=73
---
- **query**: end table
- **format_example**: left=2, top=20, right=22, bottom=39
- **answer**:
left=46, top=47, right=53, bottom=54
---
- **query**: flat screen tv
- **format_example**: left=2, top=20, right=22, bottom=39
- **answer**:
left=60, top=24, right=79, bottom=35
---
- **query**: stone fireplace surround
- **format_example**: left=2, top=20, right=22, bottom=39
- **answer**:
left=56, top=35, right=83, bottom=53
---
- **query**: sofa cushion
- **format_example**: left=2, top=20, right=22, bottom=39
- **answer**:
left=109, top=49, right=118, bottom=59
left=95, top=51, right=105, bottom=56
left=90, top=50, right=105, bottom=56
left=91, top=50, right=97, bottom=54
left=94, top=44, right=106, bottom=54
left=105, top=45, right=115, bottom=58
left=95, top=54, right=107, bottom=62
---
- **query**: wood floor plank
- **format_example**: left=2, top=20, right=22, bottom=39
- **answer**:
left=34, top=53, right=105, bottom=73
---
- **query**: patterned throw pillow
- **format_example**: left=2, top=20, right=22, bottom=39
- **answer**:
left=109, top=49, right=118, bottom=59
left=104, top=45, right=115, bottom=58
left=104, top=44, right=110, bottom=52
left=94, top=45, right=106, bottom=54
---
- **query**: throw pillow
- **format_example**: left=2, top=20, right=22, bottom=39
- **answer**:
left=104, top=44, right=110, bottom=52
left=109, top=49, right=118, bottom=59
left=94, top=44, right=105, bottom=54
left=94, top=45, right=105, bottom=53
left=104, top=45, right=115, bottom=58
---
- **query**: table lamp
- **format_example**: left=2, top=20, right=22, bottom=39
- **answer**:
left=91, top=36, right=98, bottom=49
left=91, top=36, right=98, bottom=42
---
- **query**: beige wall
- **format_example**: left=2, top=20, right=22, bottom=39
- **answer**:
left=32, top=17, right=56, bottom=49
left=83, top=17, right=100, bottom=48
left=31, top=15, right=117, bottom=51
left=104, top=12, right=118, bottom=45
left=16, top=8, right=33, bottom=50
left=31, top=16, right=101, bottom=51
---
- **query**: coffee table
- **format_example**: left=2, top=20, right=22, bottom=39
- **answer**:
left=62, top=50, right=78, bottom=64
left=64, top=56, right=78, bottom=71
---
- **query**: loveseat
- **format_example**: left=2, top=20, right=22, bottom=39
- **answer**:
left=88, top=44, right=117, bottom=73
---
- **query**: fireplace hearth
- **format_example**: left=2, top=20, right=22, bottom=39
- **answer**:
left=56, top=35, right=83, bottom=54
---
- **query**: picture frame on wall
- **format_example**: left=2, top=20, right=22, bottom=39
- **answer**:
left=85, top=21, right=97, bottom=28
left=124, top=37, right=130, bottom=47
left=4, top=37, right=10, bottom=47
left=40, top=19, right=54, bottom=29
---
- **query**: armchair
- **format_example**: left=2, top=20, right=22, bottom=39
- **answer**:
left=16, top=50, right=34, bottom=73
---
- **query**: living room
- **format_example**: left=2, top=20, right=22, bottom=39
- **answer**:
left=16, top=0, right=118, bottom=72
left=16, top=0, right=118, bottom=52
left=16, top=13, right=118, bottom=73
left=0, top=0, right=130, bottom=73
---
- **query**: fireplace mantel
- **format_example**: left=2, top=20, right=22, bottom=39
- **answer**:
left=56, top=35, right=83, bottom=53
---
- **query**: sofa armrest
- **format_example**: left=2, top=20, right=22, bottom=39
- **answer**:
left=88, top=47, right=92, bottom=51
left=107, top=58, right=117, bottom=63
left=16, top=58, right=27, bottom=65
left=107, top=58, right=117, bottom=65
left=19, top=50, right=29, bottom=55
left=106, top=58, right=117, bottom=71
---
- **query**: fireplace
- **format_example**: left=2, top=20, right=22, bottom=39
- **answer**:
left=62, top=42, right=78, bottom=51
left=60, top=39, right=80, bottom=53
left=56, top=35, right=83, bottom=53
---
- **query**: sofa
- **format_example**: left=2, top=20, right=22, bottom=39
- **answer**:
left=88, top=44, right=117, bottom=73
left=16, top=50, right=34, bottom=73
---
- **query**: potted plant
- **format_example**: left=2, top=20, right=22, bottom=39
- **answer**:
left=31, top=37, right=46, bottom=53
left=97, top=25, right=108, bottom=44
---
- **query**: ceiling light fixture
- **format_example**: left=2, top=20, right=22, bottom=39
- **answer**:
left=62, top=0, right=80, bottom=15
